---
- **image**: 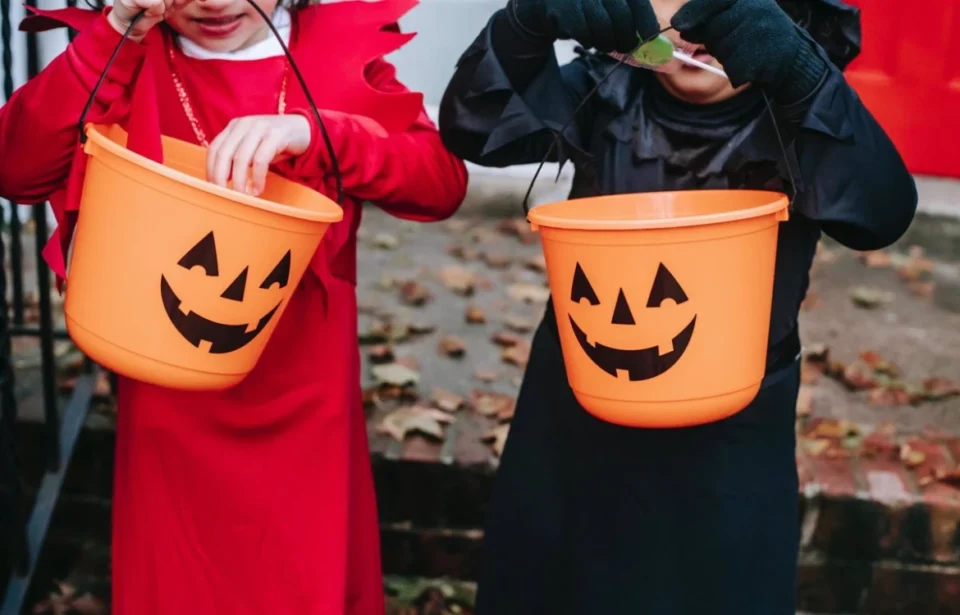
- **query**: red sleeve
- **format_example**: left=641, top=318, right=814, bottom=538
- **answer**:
left=288, top=59, right=468, bottom=222
left=0, top=11, right=145, bottom=204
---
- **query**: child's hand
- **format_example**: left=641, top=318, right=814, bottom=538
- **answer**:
left=509, top=0, right=659, bottom=53
left=107, top=0, right=189, bottom=40
left=671, top=0, right=827, bottom=103
left=206, top=114, right=312, bottom=196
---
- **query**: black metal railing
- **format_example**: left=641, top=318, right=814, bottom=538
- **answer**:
left=1, top=0, right=101, bottom=611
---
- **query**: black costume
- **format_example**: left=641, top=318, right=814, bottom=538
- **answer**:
left=438, top=1, right=917, bottom=613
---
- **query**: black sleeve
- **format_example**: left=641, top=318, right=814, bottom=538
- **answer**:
left=438, top=9, right=597, bottom=168
left=785, top=39, right=918, bottom=251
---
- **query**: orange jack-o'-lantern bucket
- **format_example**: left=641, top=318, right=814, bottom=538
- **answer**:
left=63, top=7, right=343, bottom=391
left=65, top=125, right=342, bottom=391
left=528, top=190, right=789, bottom=429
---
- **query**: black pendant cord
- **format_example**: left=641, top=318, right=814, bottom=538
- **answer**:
left=522, top=26, right=797, bottom=215
left=76, top=3, right=345, bottom=204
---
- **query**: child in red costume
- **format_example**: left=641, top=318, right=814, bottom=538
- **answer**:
left=0, top=0, right=467, bottom=611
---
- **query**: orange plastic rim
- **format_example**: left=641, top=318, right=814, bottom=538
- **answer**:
left=83, top=123, right=343, bottom=223
left=527, top=189, right=789, bottom=231
left=64, top=124, right=342, bottom=391
left=529, top=190, right=789, bottom=429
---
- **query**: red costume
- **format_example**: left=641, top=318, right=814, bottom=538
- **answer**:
left=0, top=2, right=467, bottom=613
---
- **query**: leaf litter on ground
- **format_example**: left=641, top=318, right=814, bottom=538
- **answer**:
left=377, top=405, right=455, bottom=442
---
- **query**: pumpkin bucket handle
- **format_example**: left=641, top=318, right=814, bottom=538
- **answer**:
left=76, top=3, right=345, bottom=204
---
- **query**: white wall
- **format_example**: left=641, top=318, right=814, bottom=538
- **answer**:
left=388, top=0, right=576, bottom=209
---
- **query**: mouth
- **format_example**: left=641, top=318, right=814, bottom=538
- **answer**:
left=192, top=14, right=244, bottom=37
left=689, top=45, right=715, bottom=63
left=569, top=315, right=696, bottom=381
left=161, top=276, right=280, bottom=354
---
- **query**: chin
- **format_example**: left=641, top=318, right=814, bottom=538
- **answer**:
left=658, top=69, right=740, bottom=105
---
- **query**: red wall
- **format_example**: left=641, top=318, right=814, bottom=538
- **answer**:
left=843, top=0, right=960, bottom=178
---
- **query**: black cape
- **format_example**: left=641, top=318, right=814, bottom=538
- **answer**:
left=439, top=8, right=917, bottom=615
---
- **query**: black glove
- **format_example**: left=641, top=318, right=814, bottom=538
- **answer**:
left=671, top=0, right=827, bottom=104
left=509, top=0, right=660, bottom=53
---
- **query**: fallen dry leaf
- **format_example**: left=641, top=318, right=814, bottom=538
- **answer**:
left=469, top=226, right=503, bottom=245
left=32, top=583, right=106, bottom=615
left=444, top=219, right=475, bottom=234
left=859, top=350, right=899, bottom=378
left=502, top=342, right=531, bottom=369
left=472, top=391, right=516, bottom=421
left=900, top=443, right=926, bottom=468
left=491, top=331, right=524, bottom=348
left=378, top=274, right=397, bottom=290
left=800, top=360, right=823, bottom=385
left=496, top=219, right=539, bottom=244
left=476, top=276, right=496, bottom=291
left=800, top=292, right=821, bottom=311
left=484, top=424, right=512, bottom=457
left=407, top=320, right=437, bottom=335
left=801, top=438, right=830, bottom=457
left=524, top=254, right=547, bottom=274
left=849, top=286, right=895, bottom=309
left=372, top=233, right=400, bottom=250
left=923, top=377, right=960, bottom=400
left=481, top=251, right=513, bottom=270
left=796, top=386, right=813, bottom=417
left=816, top=244, right=839, bottom=264
left=377, top=406, right=455, bottom=441
left=860, top=251, right=892, bottom=268
left=840, top=361, right=879, bottom=391
left=368, top=345, right=395, bottom=365
left=359, top=319, right=411, bottom=345
left=448, top=244, right=480, bottom=262
left=504, top=314, right=534, bottom=333
left=357, top=299, right=380, bottom=315
left=465, top=305, right=487, bottom=324
left=432, top=389, right=465, bottom=413
left=396, top=356, right=421, bottom=372
left=507, top=283, right=551, bottom=304
left=807, top=419, right=860, bottom=439
left=439, top=265, right=476, bottom=296
left=372, top=363, right=420, bottom=387
left=399, top=281, right=432, bottom=307
left=72, top=594, right=107, bottom=615
left=438, top=335, right=467, bottom=359
left=909, top=281, right=936, bottom=299
left=362, top=387, right=380, bottom=408
left=862, top=423, right=899, bottom=460
left=474, top=369, right=499, bottom=383
left=896, top=246, right=935, bottom=282
left=868, top=385, right=919, bottom=406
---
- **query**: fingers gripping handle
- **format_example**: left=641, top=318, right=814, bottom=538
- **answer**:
left=76, top=4, right=345, bottom=204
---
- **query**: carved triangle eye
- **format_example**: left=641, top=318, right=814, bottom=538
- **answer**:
left=571, top=263, right=599, bottom=305
left=260, top=250, right=291, bottom=290
left=646, top=263, right=688, bottom=307
left=178, top=232, right=219, bottom=277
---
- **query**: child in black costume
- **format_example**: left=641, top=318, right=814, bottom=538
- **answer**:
left=439, top=0, right=917, bottom=613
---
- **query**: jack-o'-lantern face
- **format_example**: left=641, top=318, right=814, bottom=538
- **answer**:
left=568, top=261, right=696, bottom=381
left=160, top=231, right=290, bottom=354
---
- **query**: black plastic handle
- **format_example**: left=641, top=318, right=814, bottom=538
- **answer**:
left=77, top=3, right=345, bottom=204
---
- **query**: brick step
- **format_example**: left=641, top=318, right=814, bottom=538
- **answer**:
left=17, top=419, right=960, bottom=568
left=25, top=496, right=960, bottom=615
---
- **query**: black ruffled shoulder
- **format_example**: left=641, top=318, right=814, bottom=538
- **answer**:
left=778, top=0, right=861, bottom=69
